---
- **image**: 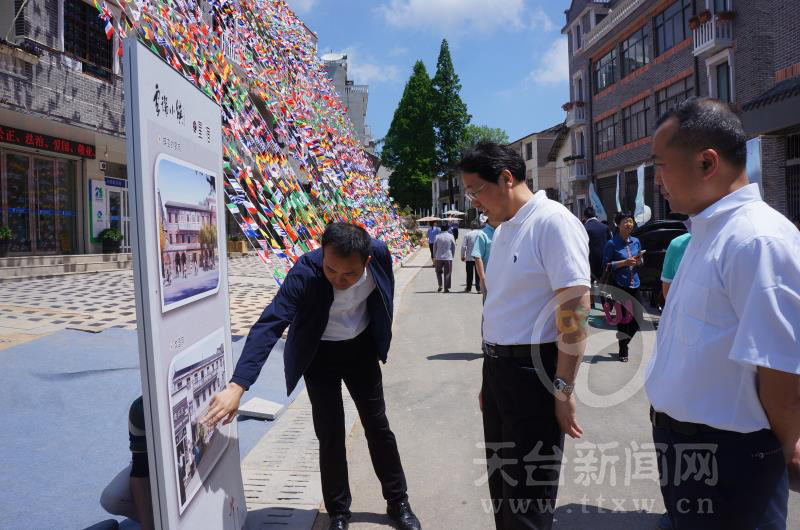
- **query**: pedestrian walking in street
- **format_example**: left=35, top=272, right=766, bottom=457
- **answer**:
left=450, top=222, right=459, bottom=240
left=460, top=142, right=591, bottom=530
left=460, top=221, right=481, bottom=292
left=432, top=222, right=455, bottom=293
left=202, top=223, right=421, bottom=530
left=426, top=224, right=440, bottom=261
left=471, top=215, right=497, bottom=301
left=647, top=97, right=800, bottom=529
left=583, top=207, right=611, bottom=308
left=602, top=211, right=644, bottom=363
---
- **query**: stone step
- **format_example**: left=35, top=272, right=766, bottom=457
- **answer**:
left=0, top=258, right=133, bottom=280
left=0, top=253, right=132, bottom=268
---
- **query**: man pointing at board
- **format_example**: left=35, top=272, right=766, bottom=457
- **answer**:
left=202, top=222, right=421, bottom=530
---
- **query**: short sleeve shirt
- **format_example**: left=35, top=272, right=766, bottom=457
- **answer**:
left=646, top=184, right=800, bottom=432
left=483, top=191, right=591, bottom=344
left=660, top=233, right=692, bottom=283
left=471, top=225, right=495, bottom=269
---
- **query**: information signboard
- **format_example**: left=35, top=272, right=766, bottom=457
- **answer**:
left=123, top=37, right=246, bottom=529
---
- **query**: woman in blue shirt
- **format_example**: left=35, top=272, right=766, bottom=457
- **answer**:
left=602, top=211, right=644, bottom=362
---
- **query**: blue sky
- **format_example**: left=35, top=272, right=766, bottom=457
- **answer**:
left=286, top=0, right=572, bottom=146
left=158, top=158, right=214, bottom=205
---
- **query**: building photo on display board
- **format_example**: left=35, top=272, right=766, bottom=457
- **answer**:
left=168, top=327, right=230, bottom=514
left=155, top=154, right=220, bottom=312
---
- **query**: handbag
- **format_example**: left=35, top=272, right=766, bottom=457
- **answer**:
left=597, top=263, right=615, bottom=307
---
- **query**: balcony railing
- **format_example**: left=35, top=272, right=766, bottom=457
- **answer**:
left=692, top=14, right=734, bottom=57
left=565, top=103, right=587, bottom=127
left=568, top=160, right=588, bottom=181
left=583, top=0, right=646, bottom=51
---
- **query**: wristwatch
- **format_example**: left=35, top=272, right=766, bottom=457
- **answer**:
left=553, top=377, right=575, bottom=395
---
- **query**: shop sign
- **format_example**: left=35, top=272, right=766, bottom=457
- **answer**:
left=0, top=124, right=96, bottom=158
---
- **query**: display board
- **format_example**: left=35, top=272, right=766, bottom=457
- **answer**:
left=123, top=36, right=246, bottom=529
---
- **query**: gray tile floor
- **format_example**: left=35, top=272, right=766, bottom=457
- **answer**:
left=0, top=255, right=280, bottom=349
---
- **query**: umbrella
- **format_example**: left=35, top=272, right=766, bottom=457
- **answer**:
left=442, top=217, right=462, bottom=222
left=444, top=210, right=465, bottom=216
left=417, top=216, right=441, bottom=222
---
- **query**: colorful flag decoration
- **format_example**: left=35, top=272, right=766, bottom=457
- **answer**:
left=99, top=0, right=414, bottom=284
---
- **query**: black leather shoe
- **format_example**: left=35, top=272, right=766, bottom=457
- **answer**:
left=328, top=514, right=350, bottom=530
left=387, top=500, right=421, bottom=530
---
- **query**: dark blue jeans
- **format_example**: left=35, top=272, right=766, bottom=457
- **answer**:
left=653, top=423, right=788, bottom=530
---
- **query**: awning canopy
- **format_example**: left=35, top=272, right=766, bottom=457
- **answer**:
left=741, top=77, right=800, bottom=136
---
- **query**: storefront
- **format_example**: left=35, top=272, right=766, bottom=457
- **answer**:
left=0, top=125, right=94, bottom=255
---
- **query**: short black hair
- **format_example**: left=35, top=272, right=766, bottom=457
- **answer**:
left=320, top=222, right=371, bottom=261
left=656, top=97, right=747, bottom=169
left=440, top=222, right=450, bottom=230
left=457, top=141, right=526, bottom=183
left=583, top=207, right=596, bottom=219
left=614, top=211, right=635, bottom=227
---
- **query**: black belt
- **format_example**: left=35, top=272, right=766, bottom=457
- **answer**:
left=482, top=342, right=554, bottom=359
left=649, top=407, right=726, bottom=436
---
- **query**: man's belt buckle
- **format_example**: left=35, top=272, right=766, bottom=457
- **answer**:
left=483, top=342, right=498, bottom=358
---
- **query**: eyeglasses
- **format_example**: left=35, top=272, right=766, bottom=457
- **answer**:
left=465, top=182, right=488, bottom=201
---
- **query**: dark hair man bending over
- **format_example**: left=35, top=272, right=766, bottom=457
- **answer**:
left=460, top=142, right=591, bottom=530
left=647, top=98, right=800, bottom=528
left=202, top=223, right=421, bottom=530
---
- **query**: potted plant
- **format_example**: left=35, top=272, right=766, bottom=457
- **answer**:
left=698, top=10, right=712, bottom=23
left=562, top=101, right=575, bottom=111
left=0, top=225, right=12, bottom=257
left=226, top=235, right=248, bottom=254
left=575, top=100, right=585, bottom=107
left=689, top=15, right=701, bottom=30
left=99, top=228, right=123, bottom=253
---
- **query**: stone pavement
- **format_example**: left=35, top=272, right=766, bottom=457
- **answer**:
left=0, top=254, right=279, bottom=350
left=313, top=241, right=800, bottom=529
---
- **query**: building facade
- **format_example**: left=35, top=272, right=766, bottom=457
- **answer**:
left=1, top=0, right=129, bottom=256
left=508, top=124, right=563, bottom=199
left=321, top=53, right=373, bottom=150
left=562, top=0, right=799, bottom=222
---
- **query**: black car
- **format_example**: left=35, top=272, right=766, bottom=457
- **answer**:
left=631, top=219, right=689, bottom=310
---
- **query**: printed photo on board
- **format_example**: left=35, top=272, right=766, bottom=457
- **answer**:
left=156, top=154, right=220, bottom=312
left=168, top=327, right=230, bottom=514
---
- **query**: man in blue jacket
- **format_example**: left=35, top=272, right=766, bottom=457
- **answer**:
left=202, top=222, right=420, bottom=530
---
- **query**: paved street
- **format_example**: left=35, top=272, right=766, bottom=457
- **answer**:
left=313, top=239, right=800, bottom=529
left=0, top=255, right=279, bottom=351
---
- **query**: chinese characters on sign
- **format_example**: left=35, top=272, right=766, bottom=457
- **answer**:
left=0, top=125, right=96, bottom=158
left=152, top=83, right=211, bottom=144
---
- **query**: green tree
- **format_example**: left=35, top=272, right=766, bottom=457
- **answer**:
left=459, top=124, right=510, bottom=153
left=431, top=39, right=471, bottom=205
left=382, top=61, right=437, bottom=209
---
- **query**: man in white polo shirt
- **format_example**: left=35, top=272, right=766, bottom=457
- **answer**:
left=647, top=98, right=800, bottom=529
left=459, top=142, right=591, bottom=529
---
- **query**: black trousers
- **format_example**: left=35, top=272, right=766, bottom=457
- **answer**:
left=304, top=331, right=408, bottom=517
left=428, top=243, right=434, bottom=259
left=609, top=283, right=643, bottom=348
left=465, top=260, right=477, bottom=290
left=653, top=423, right=788, bottom=529
left=482, top=343, right=564, bottom=530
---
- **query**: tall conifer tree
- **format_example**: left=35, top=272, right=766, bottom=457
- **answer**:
left=431, top=39, right=471, bottom=207
left=381, top=61, right=437, bottom=209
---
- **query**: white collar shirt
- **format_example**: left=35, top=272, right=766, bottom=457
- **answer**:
left=646, top=184, right=800, bottom=432
left=321, top=267, right=376, bottom=341
left=483, top=191, right=591, bottom=345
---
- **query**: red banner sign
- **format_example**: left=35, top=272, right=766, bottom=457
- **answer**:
left=0, top=124, right=96, bottom=159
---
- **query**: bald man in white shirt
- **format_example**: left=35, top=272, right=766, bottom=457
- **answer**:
left=647, top=97, right=800, bottom=529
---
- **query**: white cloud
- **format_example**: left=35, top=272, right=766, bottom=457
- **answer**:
left=530, top=7, right=556, bottom=32
left=527, top=37, right=568, bottom=85
left=389, top=46, right=409, bottom=57
left=285, top=0, right=316, bottom=15
left=377, top=0, right=526, bottom=34
left=341, top=46, right=400, bottom=85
